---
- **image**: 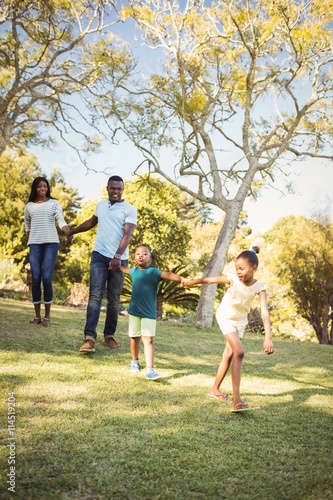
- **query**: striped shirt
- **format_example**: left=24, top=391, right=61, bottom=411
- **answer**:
left=24, top=199, right=67, bottom=245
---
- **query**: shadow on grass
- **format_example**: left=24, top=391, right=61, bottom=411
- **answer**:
left=1, top=297, right=332, bottom=393
left=7, top=383, right=333, bottom=499
left=1, top=298, right=333, bottom=499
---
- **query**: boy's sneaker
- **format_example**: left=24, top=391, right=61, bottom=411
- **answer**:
left=130, top=360, right=141, bottom=372
left=146, top=368, right=161, bottom=380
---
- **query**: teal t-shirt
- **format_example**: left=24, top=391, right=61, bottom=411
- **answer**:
left=128, top=267, right=163, bottom=320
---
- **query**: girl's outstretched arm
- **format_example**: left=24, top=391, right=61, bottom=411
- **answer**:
left=259, top=290, right=274, bottom=355
left=182, top=275, right=230, bottom=288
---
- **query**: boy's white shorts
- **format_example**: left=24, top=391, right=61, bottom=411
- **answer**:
left=128, top=314, right=157, bottom=338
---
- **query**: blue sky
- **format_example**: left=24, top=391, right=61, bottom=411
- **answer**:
left=33, top=137, right=332, bottom=235
left=30, top=2, right=333, bottom=234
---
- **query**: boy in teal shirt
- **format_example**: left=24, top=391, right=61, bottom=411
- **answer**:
left=119, top=245, right=184, bottom=380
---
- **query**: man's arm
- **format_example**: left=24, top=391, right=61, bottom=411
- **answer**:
left=110, top=222, right=136, bottom=269
left=67, top=215, right=98, bottom=237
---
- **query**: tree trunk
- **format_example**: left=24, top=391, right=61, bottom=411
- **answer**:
left=313, top=325, right=324, bottom=344
left=321, top=304, right=330, bottom=345
left=195, top=200, right=243, bottom=327
left=0, top=118, right=13, bottom=157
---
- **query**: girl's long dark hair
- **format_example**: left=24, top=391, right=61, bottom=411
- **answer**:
left=28, top=177, right=52, bottom=202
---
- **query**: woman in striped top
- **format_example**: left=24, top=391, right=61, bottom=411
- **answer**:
left=24, top=177, right=72, bottom=327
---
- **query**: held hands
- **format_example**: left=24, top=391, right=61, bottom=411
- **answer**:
left=109, top=257, right=121, bottom=271
left=66, top=234, right=74, bottom=246
left=181, top=277, right=192, bottom=288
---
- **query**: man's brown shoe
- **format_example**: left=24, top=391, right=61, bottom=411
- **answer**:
left=104, top=337, right=119, bottom=350
left=79, top=339, right=95, bottom=353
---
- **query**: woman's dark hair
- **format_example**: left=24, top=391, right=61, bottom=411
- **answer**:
left=236, top=246, right=260, bottom=267
left=28, top=177, right=52, bottom=202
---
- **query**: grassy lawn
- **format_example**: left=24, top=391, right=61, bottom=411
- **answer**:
left=0, top=297, right=332, bottom=500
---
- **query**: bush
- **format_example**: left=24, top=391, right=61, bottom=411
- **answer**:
left=66, top=282, right=89, bottom=308
left=53, top=285, right=70, bottom=305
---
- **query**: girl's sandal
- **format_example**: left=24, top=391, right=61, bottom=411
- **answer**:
left=231, top=402, right=250, bottom=412
left=29, top=318, right=42, bottom=325
left=41, top=318, right=50, bottom=327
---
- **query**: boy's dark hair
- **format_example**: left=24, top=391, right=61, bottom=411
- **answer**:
left=108, top=175, right=124, bottom=184
left=136, top=245, right=151, bottom=254
left=236, top=246, right=260, bottom=266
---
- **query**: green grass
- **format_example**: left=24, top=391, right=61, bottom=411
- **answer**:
left=0, top=298, right=332, bottom=500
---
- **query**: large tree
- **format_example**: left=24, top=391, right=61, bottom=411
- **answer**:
left=266, top=215, right=333, bottom=345
left=95, top=0, right=333, bottom=326
left=0, top=0, right=132, bottom=160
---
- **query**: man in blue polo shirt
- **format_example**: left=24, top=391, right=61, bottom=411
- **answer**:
left=67, top=175, right=137, bottom=353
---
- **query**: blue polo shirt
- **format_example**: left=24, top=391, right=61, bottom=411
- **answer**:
left=93, top=200, right=137, bottom=259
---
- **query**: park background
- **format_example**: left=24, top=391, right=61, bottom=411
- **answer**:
left=1, top=0, right=333, bottom=344
left=1, top=1, right=333, bottom=498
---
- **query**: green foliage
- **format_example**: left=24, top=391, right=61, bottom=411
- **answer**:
left=266, top=215, right=333, bottom=345
left=0, top=149, right=40, bottom=262
left=0, top=1, right=132, bottom=155
left=53, top=284, right=71, bottom=305
left=0, top=258, right=24, bottom=290
left=156, top=265, right=199, bottom=315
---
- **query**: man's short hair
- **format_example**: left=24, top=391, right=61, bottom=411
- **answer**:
left=108, top=175, right=124, bottom=184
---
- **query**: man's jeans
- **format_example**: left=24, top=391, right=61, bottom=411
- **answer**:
left=29, top=243, right=59, bottom=304
left=84, top=251, right=126, bottom=341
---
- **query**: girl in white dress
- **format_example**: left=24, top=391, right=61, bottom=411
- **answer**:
left=182, top=247, right=274, bottom=412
